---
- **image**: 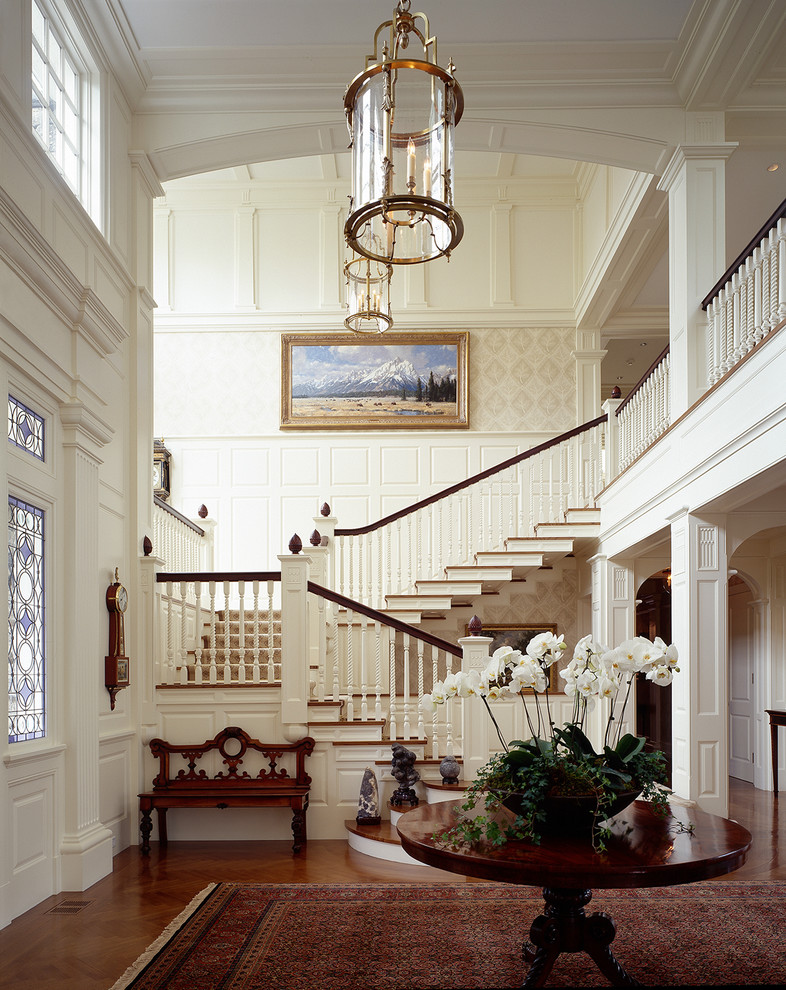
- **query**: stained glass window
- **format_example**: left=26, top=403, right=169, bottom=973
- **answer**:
left=8, top=395, right=45, bottom=460
left=8, top=496, right=46, bottom=743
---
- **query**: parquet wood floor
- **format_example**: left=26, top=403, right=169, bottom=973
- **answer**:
left=0, top=778, right=782, bottom=990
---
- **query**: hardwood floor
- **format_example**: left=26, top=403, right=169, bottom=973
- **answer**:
left=1, top=778, right=782, bottom=990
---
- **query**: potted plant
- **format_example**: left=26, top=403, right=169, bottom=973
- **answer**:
left=421, top=632, right=679, bottom=849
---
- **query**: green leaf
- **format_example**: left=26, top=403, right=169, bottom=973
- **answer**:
left=614, top=733, right=646, bottom=762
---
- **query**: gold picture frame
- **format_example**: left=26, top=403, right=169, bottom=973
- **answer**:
left=470, top=623, right=561, bottom=693
left=280, top=331, right=469, bottom=429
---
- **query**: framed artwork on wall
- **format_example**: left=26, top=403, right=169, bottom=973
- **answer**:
left=280, top=331, right=469, bottom=429
left=472, top=622, right=562, bottom=693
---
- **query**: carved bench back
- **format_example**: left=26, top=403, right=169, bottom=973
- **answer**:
left=149, top=726, right=315, bottom=790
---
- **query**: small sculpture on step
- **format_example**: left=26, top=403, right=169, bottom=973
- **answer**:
left=390, top=743, right=420, bottom=806
left=439, top=753, right=461, bottom=786
left=356, top=767, right=381, bottom=826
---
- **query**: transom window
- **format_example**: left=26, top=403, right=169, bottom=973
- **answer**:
left=30, top=0, right=99, bottom=221
left=8, top=395, right=45, bottom=461
left=8, top=496, right=47, bottom=743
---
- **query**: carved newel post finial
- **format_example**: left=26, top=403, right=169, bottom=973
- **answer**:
left=320, top=502, right=331, bottom=517
left=310, top=530, right=321, bottom=547
left=198, top=504, right=208, bottom=519
left=143, top=535, right=152, bottom=557
left=611, top=385, right=622, bottom=399
left=468, top=615, right=483, bottom=636
left=289, top=534, right=303, bottom=554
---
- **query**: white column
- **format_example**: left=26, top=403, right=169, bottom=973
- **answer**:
left=458, top=633, right=493, bottom=779
left=589, top=554, right=636, bottom=746
left=669, top=509, right=729, bottom=814
left=657, top=140, right=737, bottom=417
left=278, top=546, right=312, bottom=739
left=59, top=402, right=114, bottom=889
left=573, top=329, right=606, bottom=424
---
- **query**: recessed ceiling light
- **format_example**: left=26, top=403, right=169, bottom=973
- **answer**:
left=640, top=341, right=648, bottom=347
left=616, top=376, right=624, bottom=381
left=767, top=163, right=779, bottom=172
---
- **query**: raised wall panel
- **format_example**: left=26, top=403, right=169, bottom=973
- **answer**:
left=330, top=447, right=369, bottom=486
left=427, top=206, right=490, bottom=309
left=481, top=445, right=519, bottom=469
left=174, top=213, right=235, bottom=311
left=380, top=447, right=419, bottom=486
left=258, top=212, right=320, bottom=310
left=328, top=495, right=370, bottom=530
left=230, top=496, right=270, bottom=568
left=52, top=203, right=89, bottom=283
left=99, top=747, right=131, bottom=851
left=281, top=448, right=319, bottom=487
left=231, top=447, right=269, bottom=486
left=430, top=446, right=470, bottom=486
left=512, top=208, right=574, bottom=308
left=182, top=448, right=220, bottom=487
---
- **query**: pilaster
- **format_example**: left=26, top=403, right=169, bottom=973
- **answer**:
left=657, top=142, right=737, bottom=417
left=59, top=401, right=114, bottom=889
left=458, top=633, right=493, bottom=779
left=669, top=508, right=729, bottom=814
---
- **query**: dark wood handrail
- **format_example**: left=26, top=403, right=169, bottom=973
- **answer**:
left=154, top=495, right=205, bottom=537
left=615, top=344, right=670, bottom=417
left=157, top=571, right=281, bottom=583
left=334, top=414, right=608, bottom=537
left=701, top=197, right=786, bottom=310
left=307, top=580, right=463, bottom=658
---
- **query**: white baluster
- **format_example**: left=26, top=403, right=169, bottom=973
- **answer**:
left=388, top=633, right=398, bottom=741
left=165, top=581, right=174, bottom=684
left=777, top=218, right=786, bottom=324
left=416, top=638, right=425, bottom=739
left=267, top=580, right=276, bottom=681
left=431, top=644, right=439, bottom=759
left=346, top=610, right=355, bottom=722
left=222, top=581, right=232, bottom=683
left=385, top=525, right=392, bottom=608
left=237, top=580, right=246, bottom=683
left=193, top=581, right=203, bottom=684
left=331, top=600, right=340, bottom=701
left=179, top=581, right=188, bottom=684
left=753, top=246, right=764, bottom=345
left=761, top=235, right=772, bottom=335
left=395, top=518, right=403, bottom=594
left=402, top=633, right=411, bottom=739
left=251, top=580, right=261, bottom=683
left=374, top=620, right=382, bottom=720
left=208, top=581, right=217, bottom=684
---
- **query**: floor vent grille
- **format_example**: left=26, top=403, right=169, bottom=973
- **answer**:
left=46, top=899, right=93, bottom=915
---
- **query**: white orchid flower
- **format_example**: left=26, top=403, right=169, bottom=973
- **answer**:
left=646, top=665, right=674, bottom=686
left=420, top=692, right=438, bottom=713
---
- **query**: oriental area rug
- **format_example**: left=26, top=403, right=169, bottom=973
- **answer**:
left=109, top=881, right=785, bottom=989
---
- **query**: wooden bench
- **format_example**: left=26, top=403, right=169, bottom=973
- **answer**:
left=138, top=726, right=315, bottom=854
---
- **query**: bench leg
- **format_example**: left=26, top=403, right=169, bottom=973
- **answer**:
left=291, top=805, right=307, bottom=853
left=140, top=808, right=153, bottom=855
left=156, top=807, right=169, bottom=846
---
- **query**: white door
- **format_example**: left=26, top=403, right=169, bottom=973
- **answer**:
left=728, top=577, right=755, bottom=782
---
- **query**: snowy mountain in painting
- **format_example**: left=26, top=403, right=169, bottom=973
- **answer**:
left=293, top=357, right=446, bottom=398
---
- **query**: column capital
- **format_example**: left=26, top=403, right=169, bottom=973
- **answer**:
left=657, top=143, right=738, bottom=193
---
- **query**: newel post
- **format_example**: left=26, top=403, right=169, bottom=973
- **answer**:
left=313, top=502, right=337, bottom=591
left=602, top=392, right=623, bottom=484
left=458, top=616, right=493, bottom=780
left=278, top=535, right=311, bottom=739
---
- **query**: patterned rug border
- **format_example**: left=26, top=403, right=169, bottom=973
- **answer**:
left=109, top=880, right=786, bottom=990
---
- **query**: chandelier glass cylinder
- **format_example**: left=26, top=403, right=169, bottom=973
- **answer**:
left=344, top=254, right=393, bottom=334
left=344, top=1, right=464, bottom=265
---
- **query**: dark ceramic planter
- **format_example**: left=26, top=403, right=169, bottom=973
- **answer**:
left=502, top=788, right=641, bottom=833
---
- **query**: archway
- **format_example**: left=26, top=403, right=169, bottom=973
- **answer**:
left=635, top=569, right=672, bottom=780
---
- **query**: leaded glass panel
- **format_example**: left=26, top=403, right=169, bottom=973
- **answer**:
left=8, top=496, right=46, bottom=742
left=8, top=395, right=45, bottom=460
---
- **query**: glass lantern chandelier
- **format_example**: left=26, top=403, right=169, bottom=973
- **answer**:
left=343, top=0, right=464, bottom=266
left=344, top=252, right=393, bottom=333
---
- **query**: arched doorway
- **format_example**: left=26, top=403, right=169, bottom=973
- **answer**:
left=635, top=570, right=672, bottom=780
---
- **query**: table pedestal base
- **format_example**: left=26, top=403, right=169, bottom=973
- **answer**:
left=522, top=887, right=642, bottom=987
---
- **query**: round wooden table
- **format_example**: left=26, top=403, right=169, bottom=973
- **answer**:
left=397, top=799, right=751, bottom=987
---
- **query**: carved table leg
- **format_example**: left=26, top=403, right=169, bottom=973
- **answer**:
left=521, top=887, right=643, bottom=988
left=139, top=809, right=152, bottom=855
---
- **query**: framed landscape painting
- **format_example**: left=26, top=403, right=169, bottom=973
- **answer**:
left=280, top=332, right=469, bottom=429
left=472, top=623, right=561, bottom=693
